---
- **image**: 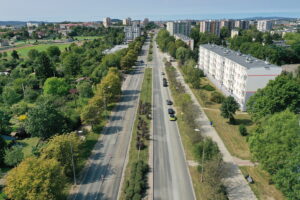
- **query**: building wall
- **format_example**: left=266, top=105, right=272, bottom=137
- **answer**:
left=198, top=44, right=282, bottom=111
left=257, top=20, right=273, bottom=32
left=167, top=21, right=191, bottom=36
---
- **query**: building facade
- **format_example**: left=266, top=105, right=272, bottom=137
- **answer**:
left=198, top=44, right=282, bottom=111
left=103, top=17, right=111, bottom=28
left=231, top=29, right=239, bottom=38
left=257, top=20, right=273, bottom=32
left=234, top=20, right=249, bottom=30
left=124, top=22, right=141, bottom=42
left=174, top=34, right=194, bottom=50
left=199, top=20, right=221, bottom=36
left=166, top=21, right=191, bottom=36
left=123, top=17, right=132, bottom=26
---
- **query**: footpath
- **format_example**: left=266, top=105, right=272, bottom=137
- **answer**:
left=159, top=51, right=257, bottom=200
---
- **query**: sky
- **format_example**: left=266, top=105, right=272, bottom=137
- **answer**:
left=0, top=0, right=300, bottom=21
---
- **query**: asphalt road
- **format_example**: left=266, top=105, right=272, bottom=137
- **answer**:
left=152, top=39, right=195, bottom=200
left=69, top=42, right=149, bottom=200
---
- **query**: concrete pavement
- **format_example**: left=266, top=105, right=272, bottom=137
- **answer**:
left=69, top=42, right=149, bottom=200
left=152, top=39, right=195, bottom=200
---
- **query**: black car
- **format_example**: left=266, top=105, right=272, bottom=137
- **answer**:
left=163, top=78, right=167, bottom=81
left=166, top=100, right=173, bottom=105
left=168, top=108, right=175, bottom=114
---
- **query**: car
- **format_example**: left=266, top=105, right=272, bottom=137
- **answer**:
left=140, top=60, right=144, bottom=63
left=166, top=100, right=173, bottom=105
left=169, top=114, right=176, bottom=121
left=163, top=78, right=167, bottom=81
left=163, top=83, right=168, bottom=87
left=168, top=108, right=175, bottom=114
left=161, top=72, right=165, bottom=75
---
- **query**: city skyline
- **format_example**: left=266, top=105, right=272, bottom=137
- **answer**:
left=0, top=0, right=300, bottom=21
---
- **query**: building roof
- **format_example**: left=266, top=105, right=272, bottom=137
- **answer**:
left=200, top=44, right=280, bottom=69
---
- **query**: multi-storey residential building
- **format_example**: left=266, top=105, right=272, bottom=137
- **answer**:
left=103, top=17, right=111, bottom=28
left=257, top=20, right=273, bottom=32
left=166, top=21, right=191, bottom=36
left=143, top=18, right=149, bottom=26
left=199, top=20, right=221, bottom=36
left=198, top=44, right=282, bottom=111
left=174, top=34, right=194, bottom=50
left=234, top=20, right=249, bottom=30
left=124, top=22, right=141, bottom=42
left=220, top=19, right=235, bottom=30
left=123, top=17, right=132, bottom=26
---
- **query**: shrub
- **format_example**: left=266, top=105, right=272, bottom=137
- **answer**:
left=202, top=84, right=215, bottom=91
left=210, top=91, right=225, bottom=103
left=239, top=124, right=248, bottom=136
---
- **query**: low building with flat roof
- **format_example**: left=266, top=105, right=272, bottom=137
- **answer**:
left=198, top=44, right=282, bottom=111
left=174, top=34, right=194, bottom=50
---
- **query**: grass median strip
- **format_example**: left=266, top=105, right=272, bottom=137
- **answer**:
left=120, top=68, right=152, bottom=200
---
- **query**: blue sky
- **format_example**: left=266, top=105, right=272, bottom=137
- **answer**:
left=1, top=0, right=300, bottom=21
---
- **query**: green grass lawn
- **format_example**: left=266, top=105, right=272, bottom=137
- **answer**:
left=74, top=36, right=102, bottom=41
left=7, top=43, right=71, bottom=58
left=120, top=67, right=152, bottom=200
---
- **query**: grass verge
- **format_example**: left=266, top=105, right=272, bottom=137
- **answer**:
left=119, top=68, right=152, bottom=200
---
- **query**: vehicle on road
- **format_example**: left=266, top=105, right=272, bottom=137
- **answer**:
left=166, top=100, right=173, bottom=105
left=161, top=72, right=165, bottom=75
left=169, top=114, right=177, bottom=121
left=168, top=108, right=175, bottom=114
left=163, top=77, right=167, bottom=81
left=163, top=82, right=168, bottom=87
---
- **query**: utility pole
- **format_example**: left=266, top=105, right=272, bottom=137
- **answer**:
left=70, top=142, right=77, bottom=185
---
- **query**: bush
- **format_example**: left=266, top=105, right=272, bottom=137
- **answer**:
left=4, top=145, right=24, bottom=167
left=202, top=84, right=215, bottom=91
left=210, top=91, right=225, bottom=103
left=239, top=124, right=248, bottom=136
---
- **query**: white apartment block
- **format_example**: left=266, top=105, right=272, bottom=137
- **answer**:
left=166, top=21, right=191, bottom=36
left=174, top=34, right=194, bottom=50
left=198, top=44, right=282, bottom=111
left=257, top=20, right=273, bottom=32
left=231, top=29, right=239, bottom=38
left=103, top=17, right=111, bottom=28
left=124, top=23, right=141, bottom=42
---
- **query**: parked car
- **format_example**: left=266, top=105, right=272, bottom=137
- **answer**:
left=168, top=108, right=175, bottom=114
left=163, top=82, right=168, bottom=87
left=161, top=72, right=165, bottom=75
left=166, top=100, right=173, bottom=105
left=169, top=114, right=176, bottom=121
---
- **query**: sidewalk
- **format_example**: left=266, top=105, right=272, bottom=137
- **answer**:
left=160, top=51, right=257, bottom=200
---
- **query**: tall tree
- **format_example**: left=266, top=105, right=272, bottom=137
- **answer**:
left=62, top=53, right=81, bottom=76
left=11, top=50, right=19, bottom=60
left=220, top=96, right=239, bottom=124
left=43, top=77, right=70, bottom=96
left=4, top=157, right=66, bottom=200
left=34, top=52, right=55, bottom=80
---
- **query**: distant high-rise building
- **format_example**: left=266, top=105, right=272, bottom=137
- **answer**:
left=103, top=17, right=111, bottom=28
left=166, top=21, right=191, bottom=36
left=199, top=20, right=220, bottom=36
left=234, top=20, right=249, bottom=30
left=257, top=20, right=273, bottom=32
left=143, top=18, right=149, bottom=26
left=123, top=17, right=132, bottom=26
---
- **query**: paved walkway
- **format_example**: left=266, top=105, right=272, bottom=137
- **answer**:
left=161, top=52, right=257, bottom=200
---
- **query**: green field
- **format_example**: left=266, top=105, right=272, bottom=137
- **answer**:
left=7, top=43, right=71, bottom=58
left=74, top=36, right=102, bottom=41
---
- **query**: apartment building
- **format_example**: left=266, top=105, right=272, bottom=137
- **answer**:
left=166, top=21, right=191, bottom=36
left=124, top=22, right=141, bottom=42
left=174, top=34, right=194, bottom=50
left=198, top=44, right=282, bottom=111
left=231, top=29, right=239, bottom=38
left=234, top=20, right=250, bottom=30
left=199, top=20, right=221, bottom=36
left=123, top=17, right=132, bottom=26
left=257, top=20, right=273, bottom=32
left=103, top=17, right=111, bottom=28
left=220, top=19, right=235, bottom=30
left=143, top=18, right=149, bottom=26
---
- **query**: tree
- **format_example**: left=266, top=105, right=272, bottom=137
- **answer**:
left=34, top=52, right=55, bottom=80
left=11, top=50, right=19, bottom=60
left=0, top=136, right=7, bottom=166
left=4, top=145, right=24, bottom=167
left=40, top=133, right=82, bottom=177
left=239, top=124, right=248, bottom=136
left=25, top=103, right=66, bottom=139
left=46, top=46, right=61, bottom=58
left=4, top=157, right=66, bottom=200
left=249, top=110, right=300, bottom=199
left=27, top=49, right=40, bottom=61
left=77, top=81, right=93, bottom=98
left=62, top=53, right=81, bottom=76
left=176, top=47, right=190, bottom=64
left=80, top=102, right=103, bottom=129
left=167, top=41, right=176, bottom=58
left=194, top=138, right=220, bottom=162
left=220, top=27, right=230, bottom=40
left=2, top=86, right=22, bottom=105
left=220, top=96, right=239, bottom=124
left=43, top=77, right=70, bottom=96
left=247, top=74, right=300, bottom=121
